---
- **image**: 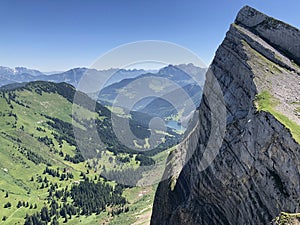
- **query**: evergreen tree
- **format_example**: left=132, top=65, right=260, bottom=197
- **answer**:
left=24, top=215, right=33, bottom=225
left=17, top=201, right=22, bottom=208
left=4, top=202, right=11, bottom=208
left=50, top=216, right=59, bottom=225
left=40, top=206, right=50, bottom=222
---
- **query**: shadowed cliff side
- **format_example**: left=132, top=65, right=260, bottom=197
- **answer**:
left=151, top=6, right=300, bottom=225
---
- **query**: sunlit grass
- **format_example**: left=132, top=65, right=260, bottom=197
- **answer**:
left=255, top=91, right=300, bottom=143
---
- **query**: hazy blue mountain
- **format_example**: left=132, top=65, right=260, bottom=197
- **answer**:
left=99, top=64, right=205, bottom=103
left=157, top=63, right=206, bottom=86
left=0, top=66, right=45, bottom=86
left=0, top=64, right=205, bottom=131
left=98, top=64, right=206, bottom=127
left=0, top=66, right=84, bottom=87
left=0, top=66, right=147, bottom=88
left=0, top=66, right=45, bottom=76
left=38, top=67, right=88, bottom=87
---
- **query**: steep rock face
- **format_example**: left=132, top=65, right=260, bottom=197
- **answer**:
left=236, top=6, right=300, bottom=66
left=151, top=6, right=300, bottom=225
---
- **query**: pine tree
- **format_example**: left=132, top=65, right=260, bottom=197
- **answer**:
left=17, top=201, right=22, bottom=208
left=24, top=215, right=33, bottom=225
left=60, top=207, right=67, bottom=219
left=4, top=202, right=11, bottom=208
left=50, top=216, right=59, bottom=225
left=41, top=206, right=50, bottom=222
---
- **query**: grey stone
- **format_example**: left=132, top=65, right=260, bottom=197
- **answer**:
left=151, top=6, right=300, bottom=225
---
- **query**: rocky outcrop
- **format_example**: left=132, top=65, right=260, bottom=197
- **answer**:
left=151, top=6, right=300, bottom=225
left=236, top=6, right=300, bottom=66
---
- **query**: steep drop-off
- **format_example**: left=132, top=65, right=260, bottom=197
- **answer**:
left=151, top=6, right=300, bottom=225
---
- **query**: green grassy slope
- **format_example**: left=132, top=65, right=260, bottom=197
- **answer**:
left=255, top=91, right=300, bottom=143
left=0, top=81, right=175, bottom=225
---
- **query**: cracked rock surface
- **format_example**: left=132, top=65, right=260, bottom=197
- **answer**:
left=151, top=6, right=300, bottom=225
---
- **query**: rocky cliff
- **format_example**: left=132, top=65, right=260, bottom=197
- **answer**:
left=151, top=6, right=300, bottom=225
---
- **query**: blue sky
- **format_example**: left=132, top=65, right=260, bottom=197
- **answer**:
left=0, top=0, right=299, bottom=71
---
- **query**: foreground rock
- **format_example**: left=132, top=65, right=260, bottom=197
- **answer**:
left=151, top=6, right=300, bottom=225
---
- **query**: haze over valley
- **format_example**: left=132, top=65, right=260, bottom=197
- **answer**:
left=0, top=1, right=300, bottom=225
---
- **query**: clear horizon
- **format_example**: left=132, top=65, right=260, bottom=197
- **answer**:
left=0, top=62, right=208, bottom=73
left=0, top=0, right=300, bottom=71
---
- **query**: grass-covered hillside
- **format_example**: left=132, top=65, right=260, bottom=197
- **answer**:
left=241, top=35, right=300, bottom=144
left=0, top=81, right=178, bottom=225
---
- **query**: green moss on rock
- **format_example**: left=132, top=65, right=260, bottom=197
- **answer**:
left=255, top=91, right=300, bottom=144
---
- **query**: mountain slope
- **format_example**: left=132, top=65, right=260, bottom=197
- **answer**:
left=98, top=64, right=205, bottom=121
left=151, top=6, right=300, bottom=225
left=0, top=81, right=178, bottom=224
left=0, top=67, right=147, bottom=89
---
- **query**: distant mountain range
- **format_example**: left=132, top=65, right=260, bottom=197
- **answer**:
left=0, top=64, right=205, bottom=89
left=0, top=66, right=148, bottom=88
left=0, top=64, right=206, bottom=131
left=98, top=64, right=206, bottom=124
left=0, top=66, right=45, bottom=76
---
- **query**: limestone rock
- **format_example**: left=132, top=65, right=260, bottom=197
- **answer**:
left=151, top=6, right=300, bottom=225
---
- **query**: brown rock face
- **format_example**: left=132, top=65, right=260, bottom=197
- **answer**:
left=151, top=6, right=300, bottom=225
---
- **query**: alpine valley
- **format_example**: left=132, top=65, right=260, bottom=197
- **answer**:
left=0, top=64, right=204, bottom=224
left=0, top=5, right=300, bottom=225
